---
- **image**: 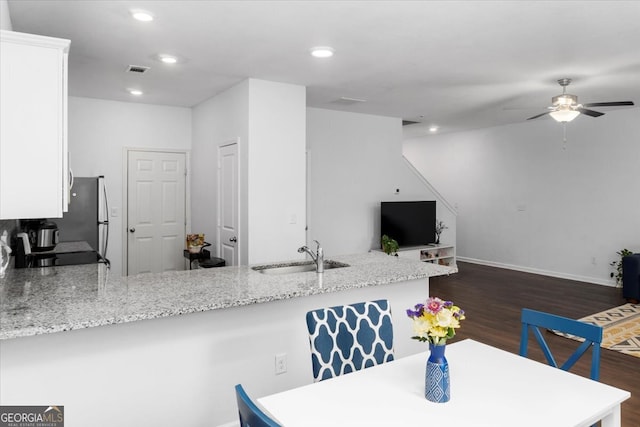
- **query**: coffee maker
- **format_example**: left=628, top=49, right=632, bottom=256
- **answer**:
left=20, top=219, right=59, bottom=252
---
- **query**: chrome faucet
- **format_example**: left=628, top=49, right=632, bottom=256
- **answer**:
left=298, top=240, right=324, bottom=273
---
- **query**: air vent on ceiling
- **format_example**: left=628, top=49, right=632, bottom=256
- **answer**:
left=127, top=65, right=150, bottom=74
left=402, top=120, right=421, bottom=126
left=331, top=96, right=367, bottom=105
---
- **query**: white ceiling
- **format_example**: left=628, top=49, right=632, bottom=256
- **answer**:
left=7, top=0, right=640, bottom=135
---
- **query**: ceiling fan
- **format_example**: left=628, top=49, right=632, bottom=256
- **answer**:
left=527, top=78, right=634, bottom=122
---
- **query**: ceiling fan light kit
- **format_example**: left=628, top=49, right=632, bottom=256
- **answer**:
left=549, top=108, right=580, bottom=123
left=527, top=78, right=634, bottom=123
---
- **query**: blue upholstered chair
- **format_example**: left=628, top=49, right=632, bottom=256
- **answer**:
left=305, top=299, right=394, bottom=382
left=234, top=384, right=281, bottom=427
left=519, top=308, right=603, bottom=381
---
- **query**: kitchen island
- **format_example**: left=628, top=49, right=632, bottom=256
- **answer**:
left=1, top=252, right=453, bottom=427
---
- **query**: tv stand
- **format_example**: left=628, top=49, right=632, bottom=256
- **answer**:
left=396, top=244, right=456, bottom=268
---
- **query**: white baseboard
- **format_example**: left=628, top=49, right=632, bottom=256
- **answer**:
left=457, top=256, right=618, bottom=288
left=216, top=421, right=238, bottom=427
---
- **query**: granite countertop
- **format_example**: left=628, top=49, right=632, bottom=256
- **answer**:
left=0, top=252, right=455, bottom=340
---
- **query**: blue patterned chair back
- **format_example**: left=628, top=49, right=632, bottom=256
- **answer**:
left=305, top=299, right=394, bottom=382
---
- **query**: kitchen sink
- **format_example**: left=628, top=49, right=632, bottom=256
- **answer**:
left=252, top=260, right=349, bottom=275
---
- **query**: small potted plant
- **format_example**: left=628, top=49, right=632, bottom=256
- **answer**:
left=435, top=220, right=448, bottom=244
left=610, top=248, right=633, bottom=287
left=381, top=234, right=399, bottom=256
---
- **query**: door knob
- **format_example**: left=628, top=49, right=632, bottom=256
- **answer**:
left=229, top=236, right=237, bottom=242
left=129, top=227, right=136, bottom=233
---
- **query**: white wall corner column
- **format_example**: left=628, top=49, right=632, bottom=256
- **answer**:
left=247, top=79, right=307, bottom=264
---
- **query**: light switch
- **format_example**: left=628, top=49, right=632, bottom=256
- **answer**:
left=289, top=214, right=297, bottom=224
left=111, top=207, right=119, bottom=217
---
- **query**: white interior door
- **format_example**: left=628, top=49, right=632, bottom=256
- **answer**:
left=127, top=150, right=186, bottom=275
left=218, top=143, right=239, bottom=266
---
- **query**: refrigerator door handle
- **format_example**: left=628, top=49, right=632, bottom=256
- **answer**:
left=98, top=176, right=110, bottom=264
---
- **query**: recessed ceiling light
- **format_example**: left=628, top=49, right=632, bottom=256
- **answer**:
left=130, top=9, right=154, bottom=22
left=159, top=54, right=178, bottom=64
left=128, top=88, right=143, bottom=96
left=310, top=46, right=335, bottom=58
left=429, top=126, right=439, bottom=132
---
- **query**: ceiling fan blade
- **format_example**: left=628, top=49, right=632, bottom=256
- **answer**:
left=582, top=101, right=634, bottom=107
left=526, top=111, right=550, bottom=120
left=577, top=107, right=604, bottom=117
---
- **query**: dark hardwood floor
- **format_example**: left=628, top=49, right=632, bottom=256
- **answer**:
left=429, top=262, right=639, bottom=427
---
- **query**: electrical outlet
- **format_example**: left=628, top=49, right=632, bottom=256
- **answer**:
left=275, top=353, right=287, bottom=375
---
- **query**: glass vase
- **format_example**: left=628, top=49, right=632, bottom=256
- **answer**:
left=425, top=343, right=450, bottom=403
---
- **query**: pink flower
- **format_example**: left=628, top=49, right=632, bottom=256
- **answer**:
left=425, top=297, right=444, bottom=314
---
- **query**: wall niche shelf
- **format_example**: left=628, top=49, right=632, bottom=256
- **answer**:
left=396, top=244, right=456, bottom=268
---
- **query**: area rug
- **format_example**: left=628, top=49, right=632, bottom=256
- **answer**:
left=555, top=303, right=640, bottom=359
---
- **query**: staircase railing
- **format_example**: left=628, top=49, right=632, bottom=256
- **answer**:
left=402, top=155, right=457, bottom=217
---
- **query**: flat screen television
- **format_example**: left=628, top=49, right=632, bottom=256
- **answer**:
left=380, top=201, right=436, bottom=248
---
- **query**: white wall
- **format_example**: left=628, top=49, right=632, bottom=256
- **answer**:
left=403, top=108, right=640, bottom=285
left=192, top=79, right=306, bottom=266
left=306, top=108, right=456, bottom=257
left=191, top=80, right=250, bottom=264
left=247, top=79, right=306, bottom=264
left=68, top=97, right=192, bottom=276
left=0, top=0, right=12, bottom=31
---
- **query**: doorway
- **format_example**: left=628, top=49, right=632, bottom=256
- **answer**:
left=125, top=149, right=187, bottom=275
left=218, top=142, right=239, bottom=266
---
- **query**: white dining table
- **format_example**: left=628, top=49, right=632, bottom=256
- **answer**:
left=258, top=339, right=630, bottom=427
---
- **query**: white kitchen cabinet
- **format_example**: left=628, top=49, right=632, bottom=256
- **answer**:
left=0, top=30, right=70, bottom=219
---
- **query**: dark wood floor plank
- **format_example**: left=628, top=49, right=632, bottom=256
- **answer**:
left=429, top=262, right=639, bottom=427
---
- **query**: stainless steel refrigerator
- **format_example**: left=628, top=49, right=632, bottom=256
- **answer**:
left=53, top=176, right=110, bottom=263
